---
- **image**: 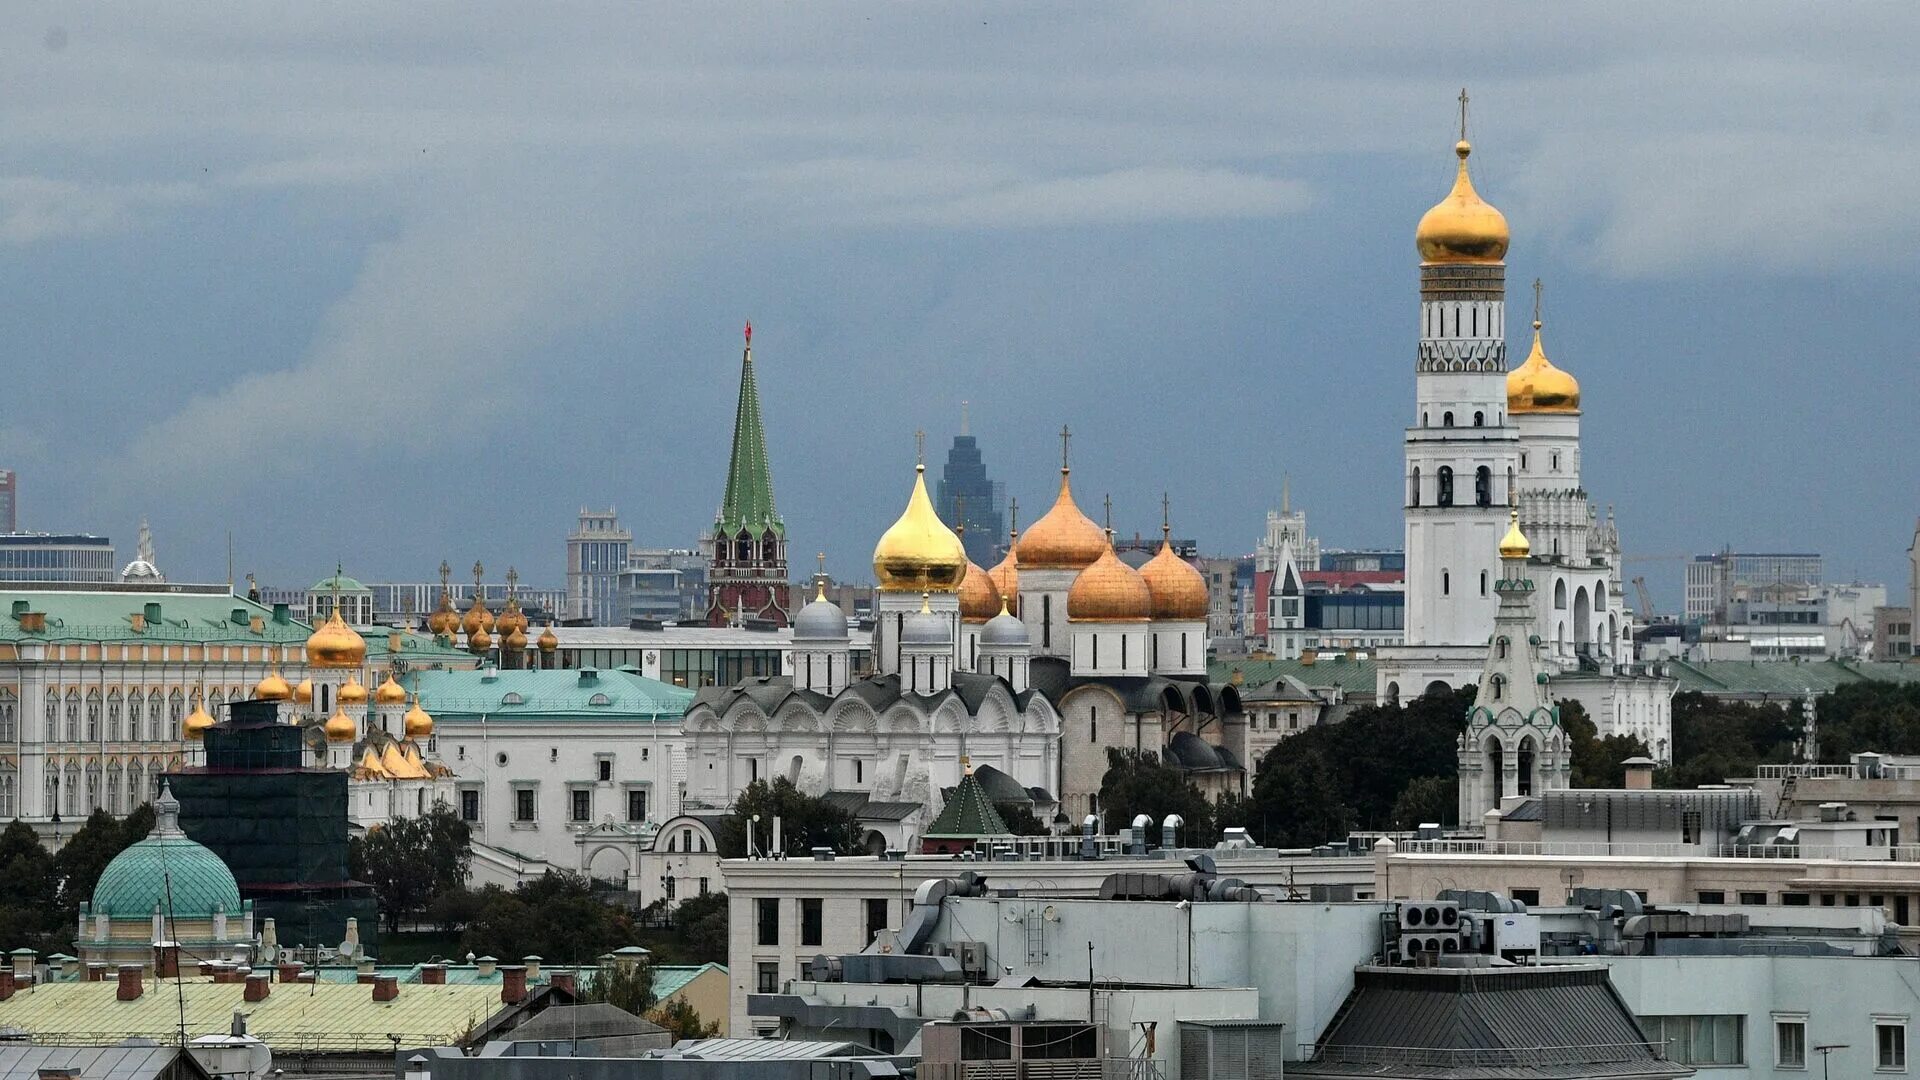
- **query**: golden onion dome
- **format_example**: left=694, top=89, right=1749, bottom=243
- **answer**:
left=462, top=596, right=493, bottom=638
left=1140, top=538, right=1210, bottom=620
left=294, top=678, right=314, bottom=705
left=1415, top=141, right=1509, bottom=265
left=505, top=625, right=528, bottom=653
left=427, top=593, right=459, bottom=637
left=496, top=599, right=528, bottom=637
left=986, top=538, right=1019, bottom=612
left=373, top=673, right=408, bottom=706
left=324, top=706, right=357, bottom=743
left=1499, top=508, right=1531, bottom=559
left=872, top=464, right=968, bottom=593
left=184, top=700, right=216, bottom=739
left=404, top=695, right=434, bottom=738
left=1507, top=320, right=1580, bottom=413
left=1067, top=536, right=1153, bottom=622
left=253, top=669, right=293, bottom=702
left=468, top=625, right=493, bottom=654
left=537, top=623, right=558, bottom=652
left=957, top=558, right=1002, bottom=624
left=1019, top=470, right=1106, bottom=571
left=337, top=676, right=369, bottom=705
left=305, top=609, right=367, bottom=668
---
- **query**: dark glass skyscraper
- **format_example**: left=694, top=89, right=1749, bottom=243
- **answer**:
left=936, top=432, right=1005, bottom=567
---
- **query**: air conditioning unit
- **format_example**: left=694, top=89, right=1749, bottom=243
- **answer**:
left=945, top=940, right=988, bottom=977
left=1396, top=933, right=1462, bottom=963
left=1397, top=901, right=1461, bottom=932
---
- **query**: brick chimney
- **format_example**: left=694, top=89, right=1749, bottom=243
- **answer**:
left=420, top=964, right=446, bottom=985
left=548, top=969, right=576, bottom=996
left=277, top=961, right=303, bottom=984
left=244, top=974, right=271, bottom=1003
left=1622, top=756, right=1656, bottom=791
left=372, top=975, right=398, bottom=1003
left=195, top=959, right=214, bottom=978
left=86, top=963, right=108, bottom=983
left=0, top=969, right=15, bottom=1002
left=500, top=965, right=527, bottom=1004
left=117, top=965, right=143, bottom=1001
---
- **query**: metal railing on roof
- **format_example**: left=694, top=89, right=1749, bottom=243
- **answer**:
left=1756, top=763, right=1920, bottom=781
left=1396, top=838, right=1920, bottom=862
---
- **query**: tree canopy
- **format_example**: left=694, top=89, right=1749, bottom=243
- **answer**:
left=1559, top=700, right=1650, bottom=789
left=713, top=778, right=860, bottom=858
left=457, top=871, right=638, bottom=962
left=349, top=802, right=471, bottom=934
left=1097, top=749, right=1215, bottom=842
left=1660, top=691, right=1799, bottom=788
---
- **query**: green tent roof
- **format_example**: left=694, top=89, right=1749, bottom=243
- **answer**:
left=924, top=768, right=1009, bottom=839
left=0, top=588, right=310, bottom=645
left=406, top=667, right=693, bottom=720
left=714, top=337, right=783, bottom=540
left=309, top=574, right=370, bottom=593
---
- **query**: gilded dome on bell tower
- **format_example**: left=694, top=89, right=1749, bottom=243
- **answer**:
left=872, top=463, right=967, bottom=593
left=1414, top=94, right=1508, bottom=265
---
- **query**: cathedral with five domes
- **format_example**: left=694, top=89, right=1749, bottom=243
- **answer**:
left=1371, top=98, right=1674, bottom=759
left=683, top=438, right=1244, bottom=843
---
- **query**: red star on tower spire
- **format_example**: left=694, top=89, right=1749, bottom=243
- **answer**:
left=744, top=319, right=752, bottom=347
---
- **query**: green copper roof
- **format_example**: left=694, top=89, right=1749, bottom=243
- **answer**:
left=90, top=791, right=243, bottom=920
left=0, top=588, right=310, bottom=645
left=309, top=574, right=369, bottom=593
left=1211, top=655, right=1379, bottom=694
left=924, top=768, right=1009, bottom=838
left=406, top=668, right=693, bottom=720
left=1665, top=658, right=1920, bottom=696
left=715, top=338, right=783, bottom=540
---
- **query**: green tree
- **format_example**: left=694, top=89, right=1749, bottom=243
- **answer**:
left=459, top=872, right=637, bottom=961
left=994, top=802, right=1050, bottom=836
left=713, top=779, right=860, bottom=858
left=1559, top=700, right=1651, bottom=789
left=1388, top=776, right=1456, bottom=829
left=1662, top=692, right=1798, bottom=788
left=672, top=891, right=729, bottom=964
left=584, top=953, right=657, bottom=1015
left=1097, top=749, right=1215, bottom=842
left=648, top=997, right=721, bottom=1042
left=1250, top=745, right=1354, bottom=847
left=1814, top=683, right=1920, bottom=761
left=0, top=820, right=62, bottom=953
left=350, top=803, right=472, bottom=934
left=53, top=806, right=152, bottom=916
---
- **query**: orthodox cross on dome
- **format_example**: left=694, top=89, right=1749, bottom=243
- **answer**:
left=954, top=493, right=967, bottom=538
left=472, top=561, right=484, bottom=589
left=915, top=429, right=926, bottom=467
left=1102, top=493, right=1113, bottom=534
left=1458, top=87, right=1469, bottom=141
left=1532, top=277, right=1544, bottom=328
left=1161, top=492, right=1172, bottom=539
left=438, top=560, right=451, bottom=589
left=1059, top=425, right=1072, bottom=471
left=1007, top=496, right=1019, bottom=537
left=505, top=565, right=519, bottom=597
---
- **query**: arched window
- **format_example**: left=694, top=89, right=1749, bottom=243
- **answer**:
left=1442, top=570, right=1451, bottom=596
left=1551, top=452, right=1560, bottom=472
left=1507, top=466, right=1515, bottom=501
left=1443, top=411, right=1455, bottom=427
left=1492, top=675, right=1505, bottom=701
left=1422, top=411, right=1429, bottom=426
left=85, top=691, right=101, bottom=741
left=106, top=761, right=122, bottom=815
left=1437, top=467, right=1454, bottom=507
left=44, top=691, right=57, bottom=742
left=64, top=690, right=81, bottom=743
left=762, top=537, right=778, bottom=562
left=149, top=694, right=162, bottom=741
left=1595, top=583, right=1608, bottom=611
left=1496, top=636, right=1509, bottom=659
left=1554, top=579, right=1568, bottom=610
left=1473, top=411, right=1484, bottom=427
left=0, top=689, right=13, bottom=743
left=107, top=690, right=122, bottom=742
left=1410, top=467, right=1421, bottom=507
left=1475, top=466, right=1491, bottom=507
left=1480, top=570, right=1489, bottom=596
left=168, top=690, right=184, bottom=740
left=0, top=764, right=14, bottom=818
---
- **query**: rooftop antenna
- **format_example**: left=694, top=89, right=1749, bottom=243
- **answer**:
left=959, top=400, right=969, bottom=437
left=225, top=531, right=233, bottom=592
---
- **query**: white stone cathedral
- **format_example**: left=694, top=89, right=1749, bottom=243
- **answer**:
left=1374, top=107, right=1676, bottom=760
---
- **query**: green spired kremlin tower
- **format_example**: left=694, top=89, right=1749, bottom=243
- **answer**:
left=704, top=321, right=789, bottom=627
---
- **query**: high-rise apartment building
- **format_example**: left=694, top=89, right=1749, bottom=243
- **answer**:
left=0, top=532, right=115, bottom=583
left=567, top=507, right=632, bottom=625
left=0, top=470, right=16, bottom=533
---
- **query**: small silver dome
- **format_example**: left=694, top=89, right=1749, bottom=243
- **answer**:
left=902, top=609, right=951, bottom=647
left=981, top=609, right=1029, bottom=647
left=793, top=596, right=848, bottom=640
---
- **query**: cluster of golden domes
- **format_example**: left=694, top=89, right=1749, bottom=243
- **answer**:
left=1412, top=112, right=1580, bottom=416
left=870, top=453, right=1209, bottom=625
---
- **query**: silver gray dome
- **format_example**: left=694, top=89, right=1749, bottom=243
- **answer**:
left=902, top=609, right=951, bottom=646
left=981, top=609, right=1029, bottom=647
left=793, top=596, right=848, bottom=640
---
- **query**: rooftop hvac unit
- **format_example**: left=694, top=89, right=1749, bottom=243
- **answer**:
left=941, top=940, right=988, bottom=977
left=1179, top=1021, right=1287, bottom=1080
left=1396, top=901, right=1460, bottom=931
left=1397, top=933, right=1463, bottom=964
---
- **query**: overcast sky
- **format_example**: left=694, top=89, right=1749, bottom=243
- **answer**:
left=2, top=4, right=1916, bottom=606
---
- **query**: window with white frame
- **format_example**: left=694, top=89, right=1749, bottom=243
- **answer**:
left=512, top=785, right=537, bottom=823
left=1774, top=1015, right=1806, bottom=1069
left=1641, top=1014, right=1743, bottom=1066
left=1879, top=1018, right=1908, bottom=1072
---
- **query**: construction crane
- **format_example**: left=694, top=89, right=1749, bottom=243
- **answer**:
left=1632, top=576, right=1659, bottom=621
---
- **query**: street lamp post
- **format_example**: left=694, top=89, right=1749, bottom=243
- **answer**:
left=1814, top=1043, right=1848, bottom=1079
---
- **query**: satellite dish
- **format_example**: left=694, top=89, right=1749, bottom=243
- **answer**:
left=338, top=940, right=356, bottom=959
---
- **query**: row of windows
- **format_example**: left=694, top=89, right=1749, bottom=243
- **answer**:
left=473, top=782, right=655, bottom=826
left=0, top=760, right=166, bottom=818
left=1409, top=465, right=1504, bottom=508
left=755, top=896, right=892, bottom=950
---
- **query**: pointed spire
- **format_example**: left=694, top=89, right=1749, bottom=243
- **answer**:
left=717, top=322, right=783, bottom=540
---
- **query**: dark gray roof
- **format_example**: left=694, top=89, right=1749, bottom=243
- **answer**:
left=1502, top=798, right=1544, bottom=822
left=823, top=790, right=931, bottom=823
left=507, top=1003, right=666, bottom=1041
left=0, top=1045, right=213, bottom=1080
left=970, top=763, right=1034, bottom=803
left=1296, top=965, right=1687, bottom=1079
left=1026, top=658, right=1242, bottom=718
